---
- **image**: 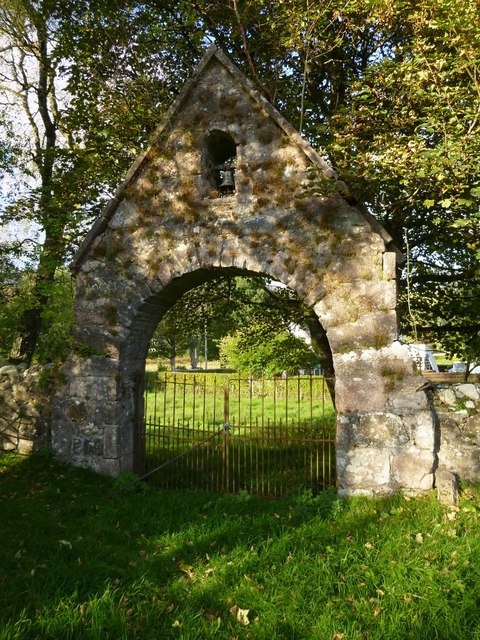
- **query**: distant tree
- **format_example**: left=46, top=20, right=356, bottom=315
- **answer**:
left=219, top=324, right=317, bottom=377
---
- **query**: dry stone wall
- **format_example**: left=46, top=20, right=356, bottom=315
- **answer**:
left=434, top=383, right=480, bottom=483
left=0, top=363, right=53, bottom=454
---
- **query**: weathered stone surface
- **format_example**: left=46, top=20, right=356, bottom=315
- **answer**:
left=392, top=448, right=435, bottom=492
left=338, top=447, right=391, bottom=496
left=456, top=384, right=480, bottom=402
left=0, top=363, right=54, bottom=455
left=436, top=466, right=459, bottom=506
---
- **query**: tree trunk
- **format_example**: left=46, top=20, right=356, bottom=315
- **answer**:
left=169, top=337, right=177, bottom=371
left=8, top=16, right=63, bottom=364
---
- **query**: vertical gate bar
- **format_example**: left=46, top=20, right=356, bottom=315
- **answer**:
left=249, top=409, right=253, bottom=495
left=202, top=374, right=207, bottom=428
left=223, top=424, right=228, bottom=492
left=273, top=377, right=277, bottom=426
left=213, top=375, right=217, bottom=429
left=275, top=418, right=279, bottom=497
left=166, top=417, right=171, bottom=489
left=152, top=377, right=157, bottom=424
left=172, top=375, right=177, bottom=436
left=248, top=377, right=253, bottom=494
left=309, top=374, right=313, bottom=427
left=321, top=376, right=326, bottom=490
left=261, top=376, right=265, bottom=496
left=297, top=376, right=301, bottom=496
left=192, top=375, right=196, bottom=429
left=182, top=375, right=186, bottom=488
left=193, top=377, right=197, bottom=490
left=302, top=416, right=306, bottom=489
left=214, top=376, right=219, bottom=491
left=278, top=418, right=283, bottom=497
left=250, top=416, right=260, bottom=495
left=224, top=381, right=230, bottom=492
left=266, top=417, right=271, bottom=496
left=297, top=375, right=301, bottom=425
left=284, top=377, right=288, bottom=497
left=162, top=372, right=167, bottom=434
left=326, top=377, right=330, bottom=488
left=285, top=374, right=288, bottom=427
left=310, top=374, right=314, bottom=491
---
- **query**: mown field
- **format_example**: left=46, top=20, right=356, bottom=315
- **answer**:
left=144, top=372, right=336, bottom=430
left=1, top=452, right=480, bottom=640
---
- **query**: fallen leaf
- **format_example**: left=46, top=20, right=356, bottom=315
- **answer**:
left=179, top=563, right=196, bottom=580
left=59, top=540, right=72, bottom=550
left=236, top=608, right=250, bottom=626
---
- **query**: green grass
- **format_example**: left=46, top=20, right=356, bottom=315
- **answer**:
left=1, top=452, right=480, bottom=639
left=143, top=373, right=336, bottom=495
left=145, top=373, right=335, bottom=431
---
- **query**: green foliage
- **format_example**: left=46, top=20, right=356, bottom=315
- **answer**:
left=113, top=472, right=150, bottom=495
left=220, top=324, right=317, bottom=376
left=152, top=276, right=311, bottom=372
left=1, top=0, right=479, bottom=364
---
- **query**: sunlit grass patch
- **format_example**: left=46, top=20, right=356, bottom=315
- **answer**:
left=0, top=453, right=479, bottom=639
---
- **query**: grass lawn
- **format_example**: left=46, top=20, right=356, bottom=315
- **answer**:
left=144, top=373, right=335, bottom=431
left=1, top=452, right=480, bottom=639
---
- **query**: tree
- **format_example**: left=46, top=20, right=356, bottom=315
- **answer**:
left=1, top=0, right=478, bottom=368
left=0, top=0, right=204, bottom=363
left=219, top=324, right=317, bottom=377
left=151, top=275, right=324, bottom=380
left=0, top=0, right=96, bottom=362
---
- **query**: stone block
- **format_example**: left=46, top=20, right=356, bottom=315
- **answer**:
left=104, top=425, right=119, bottom=458
left=340, top=412, right=409, bottom=448
left=456, top=384, right=480, bottom=403
left=402, top=412, right=436, bottom=450
left=382, top=252, right=397, bottom=280
left=392, top=448, right=434, bottom=491
left=334, top=366, right=388, bottom=413
left=436, top=466, right=459, bottom=506
left=436, top=388, right=457, bottom=407
left=340, top=447, right=391, bottom=494
left=84, top=437, right=104, bottom=456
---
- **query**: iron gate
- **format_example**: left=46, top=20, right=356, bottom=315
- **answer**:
left=138, top=372, right=336, bottom=497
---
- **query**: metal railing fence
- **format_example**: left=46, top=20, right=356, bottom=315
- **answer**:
left=138, top=372, right=336, bottom=497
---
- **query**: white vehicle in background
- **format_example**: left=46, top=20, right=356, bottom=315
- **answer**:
left=448, top=362, right=480, bottom=374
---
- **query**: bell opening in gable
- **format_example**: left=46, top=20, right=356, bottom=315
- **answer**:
left=204, top=130, right=237, bottom=197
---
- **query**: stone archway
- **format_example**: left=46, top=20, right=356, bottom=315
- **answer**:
left=52, top=47, right=436, bottom=496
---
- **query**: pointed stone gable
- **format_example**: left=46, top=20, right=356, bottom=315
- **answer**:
left=72, top=46, right=395, bottom=273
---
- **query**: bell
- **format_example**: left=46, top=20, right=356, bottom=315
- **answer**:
left=219, top=169, right=235, bottom=190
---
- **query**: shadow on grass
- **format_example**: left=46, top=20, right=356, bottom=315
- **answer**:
left=1, top=453, right=480, bottom=639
